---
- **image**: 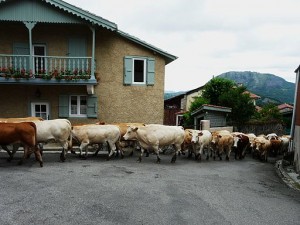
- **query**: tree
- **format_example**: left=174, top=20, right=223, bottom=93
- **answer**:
left=201, top=77, right=234, bottom=105
left=254, top=103, right=283, bottom=122
left=219, top=86, right=256, bottom=125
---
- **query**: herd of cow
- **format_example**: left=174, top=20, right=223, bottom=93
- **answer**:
left=0, top=117, right=291, bottom=167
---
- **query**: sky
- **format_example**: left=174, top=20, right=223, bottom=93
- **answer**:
left=65, top=0, right=300, bottom=92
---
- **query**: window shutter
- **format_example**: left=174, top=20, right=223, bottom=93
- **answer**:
left=59, top=95, right=69, bottom=118
left=147, top=58, right=155, bottom=85
left=124, top=56, right=133, bottom=85
left=87, top=95, right=98, bottom=118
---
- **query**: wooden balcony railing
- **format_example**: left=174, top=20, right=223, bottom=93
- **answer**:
left=0, top=54, right=95, bottom=82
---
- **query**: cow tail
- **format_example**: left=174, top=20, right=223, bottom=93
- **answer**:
left=30, top=122, right=38, bottom=147
left=68, top=126, right=73, bottom=150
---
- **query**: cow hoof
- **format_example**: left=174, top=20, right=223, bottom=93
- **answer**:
left=226, top=156, right=229, bottom=161
left=40, top=162, right=43, bottom=167
left=213, top=156, right=216, bottom=160
left=121, top=154, right=124, bottom=159
left=156, top=159, right=161, bottom=164
left=206, top=156, right=209, bottom=160
left=71, top=150, right=76, bottom=154
left=137, top=157, right=142, bottom=163
left=18, top=160, right=23, bottom=165
left=171, top=156, right=176, bottom=163
left=60, top=153, right=66, bottom=162
left=6, top=158, right=12, bottom=162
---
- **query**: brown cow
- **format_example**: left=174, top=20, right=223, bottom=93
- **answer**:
left=269, top=139, right=282, bottom=157
left=211, top=131, right=234, bottom=161
left=253, top=136, right=271, bottom=162
left=0, top=122, right=43, bottom=167
left=232, top=133, right=250, bottom=160
left=0, top=117, right=44, bottom=160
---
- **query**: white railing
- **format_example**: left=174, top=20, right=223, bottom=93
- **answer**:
left=0, top=54, right=93, bottom=78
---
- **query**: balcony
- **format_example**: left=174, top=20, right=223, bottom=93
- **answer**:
left=0, top=54, right=97, bottom=85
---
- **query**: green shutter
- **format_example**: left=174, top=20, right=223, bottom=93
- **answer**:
left=87, top=96, right=98, bottom=118
left=124, top=56, right=133, bottom=85
left=59, top=95, right=69, bottom=118
left=147, top=58, right=155, bottom=85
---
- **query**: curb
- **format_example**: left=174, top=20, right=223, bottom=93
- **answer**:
left=275, top=160, right=300, bottom=192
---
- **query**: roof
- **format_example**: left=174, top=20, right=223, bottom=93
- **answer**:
left=243, top=91, right=261, bottom=99
left=277, top=103, right=293, bottom=110
left=0, top=0, right=177, bottom=64
left=191, top=104, right=232, bottom=116
left=117, top=30, right=177, bottom=65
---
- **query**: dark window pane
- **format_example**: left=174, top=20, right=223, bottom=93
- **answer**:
left=134, top=59, right=144, bottom=82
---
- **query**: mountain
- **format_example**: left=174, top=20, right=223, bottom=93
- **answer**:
left=217, top=71, right=295, bottom=104
left=164, top=91, right=185, bottom=100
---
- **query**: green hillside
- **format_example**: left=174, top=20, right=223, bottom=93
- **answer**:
left=218, top=71, right=295, bottom=104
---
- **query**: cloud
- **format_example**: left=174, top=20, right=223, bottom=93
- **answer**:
left=66, top=0, right=300, bottom=91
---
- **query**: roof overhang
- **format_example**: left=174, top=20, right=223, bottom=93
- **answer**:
left=191, top=104, right=232, bottom=116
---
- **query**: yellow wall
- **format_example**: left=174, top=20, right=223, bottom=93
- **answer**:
left=0, top=23, right=167, bottom=124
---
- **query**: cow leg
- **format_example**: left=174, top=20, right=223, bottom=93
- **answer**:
left=18, top=147, right=28, bottom=166
left=33, top=146, right=43, bottom=167
left=137, top=148, right=144, bottom=162
left=94, top=144, right=103, bottom=156
left=107, top=141, right=117, bottom=160
left=2, top=145, right=13, bottom=161
left=171, top=144, right=181, bottom=163
left=155, top=148, right=161, bottom=164
left=226, top=147, right=231, bottom=161
left=60, top=141, right=70, bottom=162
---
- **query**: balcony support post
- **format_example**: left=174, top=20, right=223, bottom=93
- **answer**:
left=24, top=22, right=37, bottom=73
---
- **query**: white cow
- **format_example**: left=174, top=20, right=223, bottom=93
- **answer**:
left=190, top=130, right=212, bottom=160
left=123, top=124, right=185, bottom=163
left=70, top=124, right=120, bottom=159
left=34, top=119, right=72, bottom=161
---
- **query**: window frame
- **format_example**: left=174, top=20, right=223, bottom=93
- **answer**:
left=69, top=95, right=87, bottom=118
left=132, top=58, right=146, bottom=85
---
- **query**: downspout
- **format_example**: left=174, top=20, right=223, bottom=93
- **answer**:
left=87, top=26, right=96, bottom=95
left=24, top=22, right=37, bottom=73
left=289, top=66, right=300, bottom=151
left=89, top=26, right=96, bottom=80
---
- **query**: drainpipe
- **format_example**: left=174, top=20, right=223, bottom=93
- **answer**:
left=289, top=66, right=300, bottom=151
left=89, top=26, right=96, bottom=80
left=24, top=22, right=37, bottom=73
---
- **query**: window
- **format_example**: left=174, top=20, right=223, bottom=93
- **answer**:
left=70, top=95, right=87, bottom=117
left=31, top=102, right=49, bottom=120
left=59, top=95, right=97, bottom=118
left=133, top=58, right=146, bottom=84
left=124, top=56, right=155, bottom=86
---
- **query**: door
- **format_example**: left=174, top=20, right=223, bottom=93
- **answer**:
left=33, top=44, right=46, bottom=74
left=31, top=102, right=49, bottom=120
left=13, top=43, right=30, bottom=71
left=68, top=37, right=87, bottom=71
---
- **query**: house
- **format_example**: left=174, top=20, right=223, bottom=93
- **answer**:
left=164, top=86, right=203, bottom=126
left=164, top=84, right=259, bottom=127
left=291, top=65, right=300, bottom=173
left=0, top=0, right=176, bottom=124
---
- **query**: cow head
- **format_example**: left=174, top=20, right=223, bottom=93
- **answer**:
left=191, top=130, right=201, bottom=144
left=123, top=126, right=138, bottom=140
left=233, top=135, right=240, bottom=148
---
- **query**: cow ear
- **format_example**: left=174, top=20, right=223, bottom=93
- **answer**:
left=132, top=126, right=138, bottom=132
left=198, top=132, right=203, bottom=136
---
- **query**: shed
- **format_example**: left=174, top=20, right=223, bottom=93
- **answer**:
left=191, top=104, right=232, bottom=130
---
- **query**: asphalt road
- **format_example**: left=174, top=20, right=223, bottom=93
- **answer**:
left=0, top=150, right=299, bottom=225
